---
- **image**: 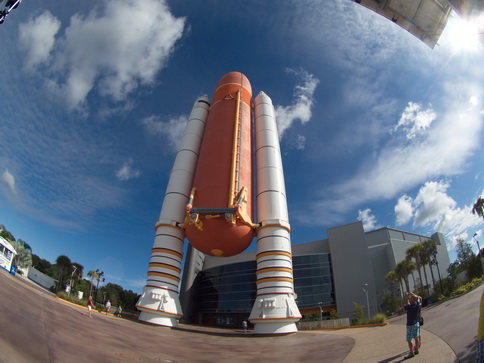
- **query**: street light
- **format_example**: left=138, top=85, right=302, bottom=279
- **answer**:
left=473, top=233, right=481, bottom=258
left=68, top=265, right=77, bottom=298
left=318, top=302, right=323, bottom=321
left=430, top=254, right=444, bottom=295
left=362, top=284, right=370, bottom=319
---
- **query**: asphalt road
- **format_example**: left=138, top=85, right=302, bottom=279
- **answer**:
left=389, top=282, right=483, bottom=362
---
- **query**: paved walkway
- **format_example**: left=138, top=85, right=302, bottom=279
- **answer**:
left=0, top=271, right=459, bottom=362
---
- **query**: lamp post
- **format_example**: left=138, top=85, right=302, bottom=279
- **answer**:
left=362, top=284, right=370, bottom=319
left=95, top=273, right=104, bottom=303
left=473, top=233, right=481, bottom=258
left=430, top=254, right=444, bottom=295
left=67, top=265, right=77, bottom=298
left=318, top=302, right=323, bottom=321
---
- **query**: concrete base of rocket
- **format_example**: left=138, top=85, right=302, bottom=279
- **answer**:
left=137, top=287, right=183, bottom=327
left=138, top=311, right=178, bottom=327
left=249, top=293, right=300, bottom=334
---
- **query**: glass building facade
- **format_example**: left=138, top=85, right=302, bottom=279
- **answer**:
left=192, top=254, right=335, bottom=327
left=293, top=254, right=335, bottom=310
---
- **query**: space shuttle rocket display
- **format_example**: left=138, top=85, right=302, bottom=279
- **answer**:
left=136, top=72, right=301, bottom=334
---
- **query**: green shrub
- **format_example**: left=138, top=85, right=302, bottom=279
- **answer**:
left=56, top=291, right=87, bottom=306
left=329, top=309, right=339, bottom=320
left=351, top=302, right=367, bottom=325
left=369, top=313, right=386, bottom=324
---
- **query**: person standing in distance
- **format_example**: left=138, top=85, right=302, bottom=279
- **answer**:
left=105, top=299, right=111, bottom=315
left=87, top=296, right=94, bottom=318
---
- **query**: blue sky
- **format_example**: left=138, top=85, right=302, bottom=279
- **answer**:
left=0, top=0, right=483, bottom=293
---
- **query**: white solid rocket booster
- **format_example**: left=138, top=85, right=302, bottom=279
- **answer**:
left=136, top=96, right=210, bottom=327
left=249, top=91, right=301, bottom=334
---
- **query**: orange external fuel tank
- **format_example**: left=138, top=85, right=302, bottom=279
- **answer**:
left=185, top=72, right=255, bottom=257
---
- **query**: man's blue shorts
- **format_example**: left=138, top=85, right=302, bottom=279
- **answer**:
left=406, top=323, right=420, bottom=341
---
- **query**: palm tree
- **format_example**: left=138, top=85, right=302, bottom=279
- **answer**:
left=422, top=239, right=437, bottom=288
left=395, top=259, right=416, bottom=293
left=406, top=244, right=424, bottom=290
left=418, top=242, right=431, bottom=293
left=385, top=270, right=403, bottom=295
left=17, top=239, right=32, bottom=253
left=472, top=197, right=484, bottom=220
left=11, top=240, right=32, bottom=270
left=87, top=270, right=99, bottom=297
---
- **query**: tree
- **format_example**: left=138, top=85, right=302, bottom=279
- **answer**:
left=55, top=255, right=72, bottom=291
left=384, top=270, right=403, bottom=295
left=447, top=261, right=460, bottom=288
left=455, top=238, right=474, bottom=272
left=0, top=225, right=15, bottom=242
left=422, top=239, right=437, bottom=288
left=453, top=238, right=482, bottom=282
left=32, top=254, right=52, bottom=274
left=406, top=244, right=424, bottom=290
left=351, top=302, right=366, bottom=325
left=381, top=288, right=401, bottom=315
left=87, top=270, right=99, bottom=297
left=468, top=255, right=483, bottom=280
left=17, top=239, right=32, bottom=253
left=329, top=309, right=339, bottom=320
left=395, top=259, right=416, bottom=293
left=472, top=197, right=484, bottom=220
left=418, top=242, right=431, bottom=292
left=11, top=240, right=32, bottom=269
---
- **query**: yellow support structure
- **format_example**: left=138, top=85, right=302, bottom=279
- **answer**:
left=228, top=90, right=241, bottom=207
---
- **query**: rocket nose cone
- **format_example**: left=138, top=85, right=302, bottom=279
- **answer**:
left=216, top=72, right=252, bottom=94
left=255, top=91, right=272, bottom=104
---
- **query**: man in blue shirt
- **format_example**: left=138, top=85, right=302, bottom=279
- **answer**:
left=403, top=292, right=421, bottom=359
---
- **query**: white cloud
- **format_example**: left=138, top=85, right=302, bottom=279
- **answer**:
left=303, top=81, right=483, bottom=227
left=294, top=134, right=306, bottom=150
left=413, top=181, right=456, bottom=227
left=357, top=208, right=379, bottom=231
left=275, top=69, right=319, bottom=138
left=392, top=102, right=436, bottom=139
left=1, top=170, right=16, bottom=195
left=393, top=181, right=483, bottom=248
left=24, top=0, right=185, bottom=109
left=116, top=159, right=140, bottom=181
left=19, top=11, right=61, bottom=70
left=140, top=114, right=187, bottom=150
left=395, top=195, right=414, bottom=226
left=448, top=232, right=469, bottom=251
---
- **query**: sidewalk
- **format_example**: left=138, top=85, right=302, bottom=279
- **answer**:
left=322, top=323, right=456, bottom=362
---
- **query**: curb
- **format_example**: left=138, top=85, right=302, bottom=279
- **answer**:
left=301, top=321, right=389, bottom=331
left=55, top=296, right=114, bottom=316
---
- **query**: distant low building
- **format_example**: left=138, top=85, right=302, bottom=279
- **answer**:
left=28, top=266, right=57, bottom=290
